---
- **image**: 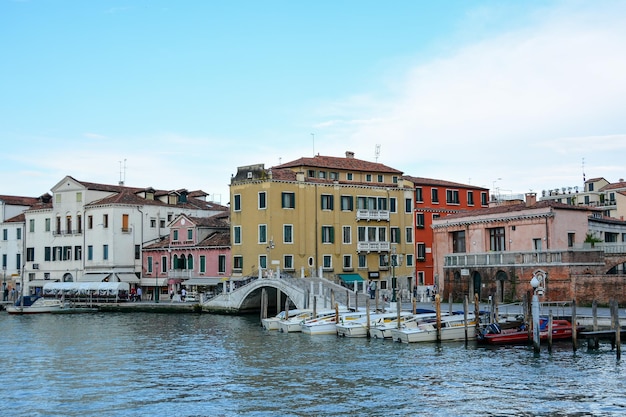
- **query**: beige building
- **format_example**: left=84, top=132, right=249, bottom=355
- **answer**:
left=229, top=152, right=416, bottom=299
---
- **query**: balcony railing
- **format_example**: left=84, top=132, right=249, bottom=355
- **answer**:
left=444, top=248, right=610, bottom=268
left=356, top=209, right=390, bottom=221
left=357, top=241, right=391, bottom=252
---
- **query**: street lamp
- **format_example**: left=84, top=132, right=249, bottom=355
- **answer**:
left=530, top=271, right=545, bottom=352
left=155, top=261, right=160, bottom=303
left=391, top=247, right=398, bottom=303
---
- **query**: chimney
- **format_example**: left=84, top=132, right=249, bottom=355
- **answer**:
left=345, top=151, right=355, bottom=159
left=525, top=192, right=537, bottom=207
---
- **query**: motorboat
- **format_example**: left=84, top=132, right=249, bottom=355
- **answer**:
left=390, top=313, right=479, bottom=343
left=477, top=318, right=583, bottom=345
left=6, top=296, right=69, bottom=314
left=278, top=308, right=345, bottom=333
left=369, top=311, right=440, bottom=339
left=261, top=309, right=309, bottom=331
left=301, top=310, right=369, bottom=335
left=337, top=311, right=413, bottom=338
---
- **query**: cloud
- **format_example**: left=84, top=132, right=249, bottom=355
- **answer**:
left=313, top=1, right=626, bottom=192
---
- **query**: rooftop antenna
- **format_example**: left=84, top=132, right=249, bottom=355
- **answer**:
left=375, top=144, right=381, bottom=162
left=311, top=133, right=315, bottom=156
left=582, top=157, right=586, bottom=182
left=118, top=158, right=127, bottom=186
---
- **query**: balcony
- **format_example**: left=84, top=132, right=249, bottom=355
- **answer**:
left=357, top=241, right=391, bottom=252
left=356, top=209, right=389, bottom=222
left=444, top=249, right=605, bottom=268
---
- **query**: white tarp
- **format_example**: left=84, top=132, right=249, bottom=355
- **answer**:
left=43, top=281, right=130, bottom=295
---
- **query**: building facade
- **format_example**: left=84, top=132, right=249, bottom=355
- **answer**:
left=230, top=152, right=416, bottom=300
left=403, top=176, right=489, bottom=289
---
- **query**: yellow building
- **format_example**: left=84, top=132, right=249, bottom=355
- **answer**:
left=230, top=151, right=416, bottom=299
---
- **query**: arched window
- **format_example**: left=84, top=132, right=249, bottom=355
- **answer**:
left=173, top=254, right=179, bottom=270
left=187, top=254, right=194, bottom=270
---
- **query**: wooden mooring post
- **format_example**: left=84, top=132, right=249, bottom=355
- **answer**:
left=571, top=299, right=578, bottom=352
left=435, top=294, right=442, bottom=343
left=464, top=295, right=469, bottom=346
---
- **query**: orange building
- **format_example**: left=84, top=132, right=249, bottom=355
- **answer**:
left=403, top=176, right=489, bottom=289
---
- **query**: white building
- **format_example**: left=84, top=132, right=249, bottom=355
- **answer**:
left=22, top=176, right=226, bottom=295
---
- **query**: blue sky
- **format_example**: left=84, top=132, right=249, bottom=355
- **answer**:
left=2, top=0, right=625, bottom=204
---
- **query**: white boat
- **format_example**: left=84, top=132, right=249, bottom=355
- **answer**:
left=369, top=311, right=439, bottom=339
left=390, top=314, right=479, bottom=343
left=301, top=310, right=368, bottom=335
left=6, top=296, right=69, bottom=314
left=261, top=309, right=309, bottom=330
left=337, top=311, right=412, bottom=338
left=278, top=308, right=344, bottom=333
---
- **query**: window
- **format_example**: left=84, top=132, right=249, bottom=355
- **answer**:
left=431, top=189, right=439, bottom=203
left=258, top=224, right=267, bottom=244
left=44, top=247, right=51, bottom=261
left=218, top=255, right=226, bottom=274
left=452, top=230, right=466, bottom=253
left=533, top=238, right=542, bottom=250
left=589, top=183, right=594, bottom=191
left=318, top=171, right=327, bottom=179
left=103, top=214, right=109, bottom=228
left=390, top=227, right=400, bottom=244
left=283, top=225, right=293, bottom=244
left=340, top=195, right=353, bottom=211
left=377, top=197, right=388, bottom=210
left=15, top=254, right=21, bottom=269
left=1, top=254, right=5, bottom=268
left=342, top=226, right=351, bottom=244
left=87, top=246, right=93, bottom=261
left=308, top=169, right=315, bottom=178
left=284, top=255, right=294, bottom=270
left=55, top=217, right=61, bottom=234
left=75, top=246, right=82, bottom=261
left=446, top=190, right=460, bottom=204
left=433, top=213, right=440, bottom=220
left=330, top=172, right=339, bottom=180
left=377, top=174, right=384, bottom=183
left=233, top=256, right=243, bottom=270
left=346, top=173, right=353, bottom=181
left=358, top=254, right=367, bottom=268
left=76, top=191, right=82, bottom=202
left=489, top=227, right=506, bottom=251
left=259, top=255, right=267, bottom=269
left=366, top=174, right=372, bottom=182
left=467, top=191, right=475, bottom=206
left=173, top=230, right=179, bottom=241
left=389, top=198, right=397, bottom=213
left=26, top=247, right=34, bottom=262
left=77, top=215, right=82, bottom=234
left=233, top=226, right=242, bottom=245
left=187, top=229, right=193, bottom=240
left=568, top=232, right=575, bottom=247
left=405, top=227, right=413, bottom=243
left=323, top=255, right=332, bottom=269
left=415, top=188, right=423, bottom=202
left=29, top=219, right=35, bottom=233
left=406, top=254, right=414, bottom=267
left=281, top=192, right=295, bottom=208
left=199, top=256, right=206, bottom=273
left=103, top=244, right=109, bottom=260
left=481, top=192, right=488, bottom=206
left=379, top=254, right=388, bottom=268
left=343, top=255, right=352, bottom=269
left=258, top=192, right=266, bottom=209
left=321, top=194, right=334, bottom=210
left=392, top=176, right=398, bottom=184
left=66, top=215, right=72, bottom=234
left=405, top=198, right=412, bottom=213
left=322, top=226, right=334, bottom=243
left=55, top=193, right=61, bottom=203
left=233, top=194, right=241, bottom=211
left=134, top=245, right=140, bottom=260
left=16, top=228, right=22, bottom=240
left=417, top=243, right=426, bottom=261
left=45, top=218, right=51, bottom=232
left=416, top=213, right=425, bottom=228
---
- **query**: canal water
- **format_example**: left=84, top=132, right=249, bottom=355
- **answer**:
left=1, top=311, right=624, bottom=417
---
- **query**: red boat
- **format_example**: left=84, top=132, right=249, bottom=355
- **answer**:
left=477, top=318, right=583, bottom=345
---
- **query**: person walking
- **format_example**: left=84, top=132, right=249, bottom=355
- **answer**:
left=136, top=286, right=142, bottom=301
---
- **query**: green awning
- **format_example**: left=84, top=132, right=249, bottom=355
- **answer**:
left=339, top=273, right=364, bottom=283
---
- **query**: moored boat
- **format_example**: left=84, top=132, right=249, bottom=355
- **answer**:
left=337, top=311, right=413, bottom=338
left=477, top=318, right=583, bottom=345
left=6, top=296, right=68, bottom=314
left=369, top=311, right=440, bottom=339
left=278, top=308, right=345, bottom=333
left=390, top=313, right=479, bottom=343
left=301, top=310, right=369, bottom=335
left=261, top=309, right=309, bottom=331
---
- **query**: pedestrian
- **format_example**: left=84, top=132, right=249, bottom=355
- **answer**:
left=181, top=288, right=187, bottom=302
left=136, top=286, right=142, bottom=301
left=369, top=280, right=376, bottom=299
left=3, top=286, right=8, bottom=301
left=170, top=289, right=174, bottom=302
left=10, top=287, right=16, bottom=301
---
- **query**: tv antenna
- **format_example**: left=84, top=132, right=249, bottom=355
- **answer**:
left=375, top=144, right=381, bottom=162
left=119, top=159, right=127, bottom=186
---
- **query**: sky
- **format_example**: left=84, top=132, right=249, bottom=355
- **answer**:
left=2, top=0, right=626, bottom=205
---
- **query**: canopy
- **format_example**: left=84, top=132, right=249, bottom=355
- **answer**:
left=43, top=281, right=130, bottom=292
left=115, top=273, right=140, bottom=283
left=183, top=277, right=222, bottom=286
left=339, top=273, right=364, bottom=283
left=82, top=273, right=111, bottom=282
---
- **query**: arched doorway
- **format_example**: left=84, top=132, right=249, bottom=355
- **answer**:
left=472, top=271, right=482, bottom=300
left=63, top=273, right=74, bottom=282
left=495, top=270, right=508, bottom=303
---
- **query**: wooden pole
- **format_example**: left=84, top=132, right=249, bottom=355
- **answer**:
left=285, top=297, right=290, bottom=320
left=571, top=299, right=578, bottom=352
left=548, top=311, right=553, bottom=353
left=260, top=288, right=267, bottom=322
left=397, top=293, right=402, bottom=324
left=590, top=300, right=599, bottom=350
left=464, top=294, right=469, bottom=345
left=615, top=300, right=621, bottom=360
left=366, top=297, right=371, bottom=337
left=313, top=296, right=317, bottom=319
left=436, top=294, right=442, bottom=343
left=375, top=286, right=379, bottom=312
left=412, top=295, right=417, bottom=315
left=331, top=289, right=335, bottom=310
left=474, top=293, right=480, bottom=333
left=448, top=293, right=453, bottom=316
left=346, top=289, right=350, bottom=311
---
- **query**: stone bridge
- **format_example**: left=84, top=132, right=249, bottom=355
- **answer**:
left=202, top=276, right=368, bottom=314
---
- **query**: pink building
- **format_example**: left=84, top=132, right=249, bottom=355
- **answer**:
left=142, top=212, right=231, bottom=301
